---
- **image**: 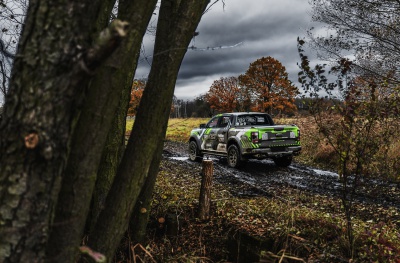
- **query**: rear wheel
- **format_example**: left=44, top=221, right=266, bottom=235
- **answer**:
left=273, top=155, right=292, bottom=167
left=189, top=140, right=203, bottom=162
left=227, top=144, right=244, bottom=168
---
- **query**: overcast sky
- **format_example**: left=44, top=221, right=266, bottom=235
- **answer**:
left=135, top=0, right=317, bottom=100
left=0, top=0, right=317, bottom=105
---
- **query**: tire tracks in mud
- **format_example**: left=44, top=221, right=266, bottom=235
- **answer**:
left=163, top=141, right=400, bottom=214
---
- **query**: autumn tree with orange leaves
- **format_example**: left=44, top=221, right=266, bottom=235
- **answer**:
left=128, top=79, right=177, bottom=117
left=239, top=56, right=299, bottom=114
left=205, top=76, right=251, bottom=112
left=128, top=80, right=146, bottom=116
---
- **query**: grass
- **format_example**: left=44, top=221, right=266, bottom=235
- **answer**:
left=275, top=116, right=340, bottom=170
left=126, top=117, right=208, bottom=143
left=123, top=116, right=400, bottom=262
left=165, top=118, right=208, bottom=142
left=139, top=158, right=400, bottom=262
left=127, top=116, right=400, bottom=175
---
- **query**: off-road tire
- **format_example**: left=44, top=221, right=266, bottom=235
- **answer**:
left=227, top=144, right=244, bottom=168
left=273, top=155, right=292, bottom=167
left=189, top=140, right=203, bottom=162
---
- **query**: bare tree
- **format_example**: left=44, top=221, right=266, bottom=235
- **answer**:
left=308, top=0, right=400, bottom=83
left=0, top=0, right=27, bottom=100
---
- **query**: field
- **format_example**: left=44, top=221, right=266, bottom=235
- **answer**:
left=146, top=154, right=400, bottom=262
left=127, top=116, right=400, bottom=175
left=126, top=117, right=209, bottom=143
left=123, top=116, right=400, bottom=262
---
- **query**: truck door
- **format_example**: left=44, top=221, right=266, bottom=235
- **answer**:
left=201, top=116, right=220, bottom=151
left=215, top=115, right=232, bottom=153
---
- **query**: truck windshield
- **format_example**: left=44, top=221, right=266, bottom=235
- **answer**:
left=236, top=114, right=272, bottom=126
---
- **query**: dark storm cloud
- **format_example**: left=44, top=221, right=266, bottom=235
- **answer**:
left=136, top=0, right=316, bottom=99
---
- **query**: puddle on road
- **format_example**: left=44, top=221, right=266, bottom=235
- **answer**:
left=167, top=156, right=220, bottom=162
left=286, top=175, right=307, bottom=189
left=288, top=175, right=303, bottom=180
left=169, top=156, right=189, bottom=161
left=312, top=168, right=338, bottom=177
left=290, top=165, right=339, bottom=178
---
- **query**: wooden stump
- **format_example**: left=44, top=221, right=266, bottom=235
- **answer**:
left=198, top=159, right=214, bottom=220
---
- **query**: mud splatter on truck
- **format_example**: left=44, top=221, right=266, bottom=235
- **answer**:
left=189, top=112, right=301, bottom=168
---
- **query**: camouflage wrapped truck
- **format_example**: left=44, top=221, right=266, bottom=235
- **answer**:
left=188, top=112, right=301, bottom=168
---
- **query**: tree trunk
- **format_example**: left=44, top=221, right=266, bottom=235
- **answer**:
left=0, top=1, right=127, bottom=261
left=198, top=159, right=214, bottom=220
left=89, top=106, right=126, bottom=230
left=45, top=1, right=157, bottom=261
left=89, top=0, right=158, bottom=231
left=86, top=0, right=210, bottom=260
left=129, top=139, right=164, bottom=243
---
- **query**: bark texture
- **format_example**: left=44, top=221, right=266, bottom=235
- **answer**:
left=198, top=160, right=214, bottom=220
left=87, top=0, right=210, bottom=261
left=129, top=140, right=164, bottom=243
left=46, top=1, right=157, bottom=261
left=89, top=0, right=158, bottom=232
left=0, top=1, right=127, bottom=262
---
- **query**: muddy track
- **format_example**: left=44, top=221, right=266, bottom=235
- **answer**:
left=163, top=141, right=400, bottom=213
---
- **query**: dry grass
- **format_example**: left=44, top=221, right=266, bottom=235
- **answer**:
left=139, top=158, right=400, bottom=262
left=276, top=115, right=400, bottom=179
left=126, top=117, right=208, bottom=143
left=165, top=118, right=208, bottom=142
left=275, top=116, right=339, bottom=170
left=127, top=115, right=400, bottom=178
left=121, top=116, right=400, bottom=262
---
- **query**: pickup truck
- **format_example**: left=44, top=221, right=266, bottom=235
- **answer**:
left=188, top=112, right=301, bottom=168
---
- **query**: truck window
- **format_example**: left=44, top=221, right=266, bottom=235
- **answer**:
left=218, top=116, right=231, bottom=128
left=206, top=117, right=219, bottom=128
left=236, top=114, right=271, bottom=126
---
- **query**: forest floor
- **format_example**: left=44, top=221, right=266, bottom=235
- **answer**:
left=118, top=141, right=400, bottom=262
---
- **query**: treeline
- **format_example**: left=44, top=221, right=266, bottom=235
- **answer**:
left=130, top=56, right=301, bottom=118
left=169, top=96, right=314, bottom=118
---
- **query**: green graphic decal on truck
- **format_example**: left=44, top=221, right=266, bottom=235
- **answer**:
left=188, top=112, right=301, bottom=168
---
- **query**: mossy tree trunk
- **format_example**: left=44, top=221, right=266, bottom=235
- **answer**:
left=89, top=0, right=158, bottom=232
left=0, top=0, right=212, bottom=261
left=86, top=0, right=210, bottom=260
left=129, top=140, right=164, bottom=243
left=0, top=1, right=127, bottom=262
left=46, top=1, right=157, bottom=262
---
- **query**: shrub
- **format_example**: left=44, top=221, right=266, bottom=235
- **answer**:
left=358, top=222, right=400, bottom=262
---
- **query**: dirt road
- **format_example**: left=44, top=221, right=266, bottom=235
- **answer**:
left=163, top=141, right=400, bottom=215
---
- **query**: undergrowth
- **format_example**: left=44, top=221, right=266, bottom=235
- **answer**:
left=120, top=116, right=400, bottom=262
left=116, top=158, right=400, bottom=262
left=277, top=115, right=400, bottom=179
left=128, top=116, right=400, bottom=178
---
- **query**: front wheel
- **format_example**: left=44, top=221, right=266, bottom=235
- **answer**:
left=273, top=155, right=293, bottom=167
left=227, top=144, right=244, bottom=168
left=189, top=140, right=203, bottom=162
